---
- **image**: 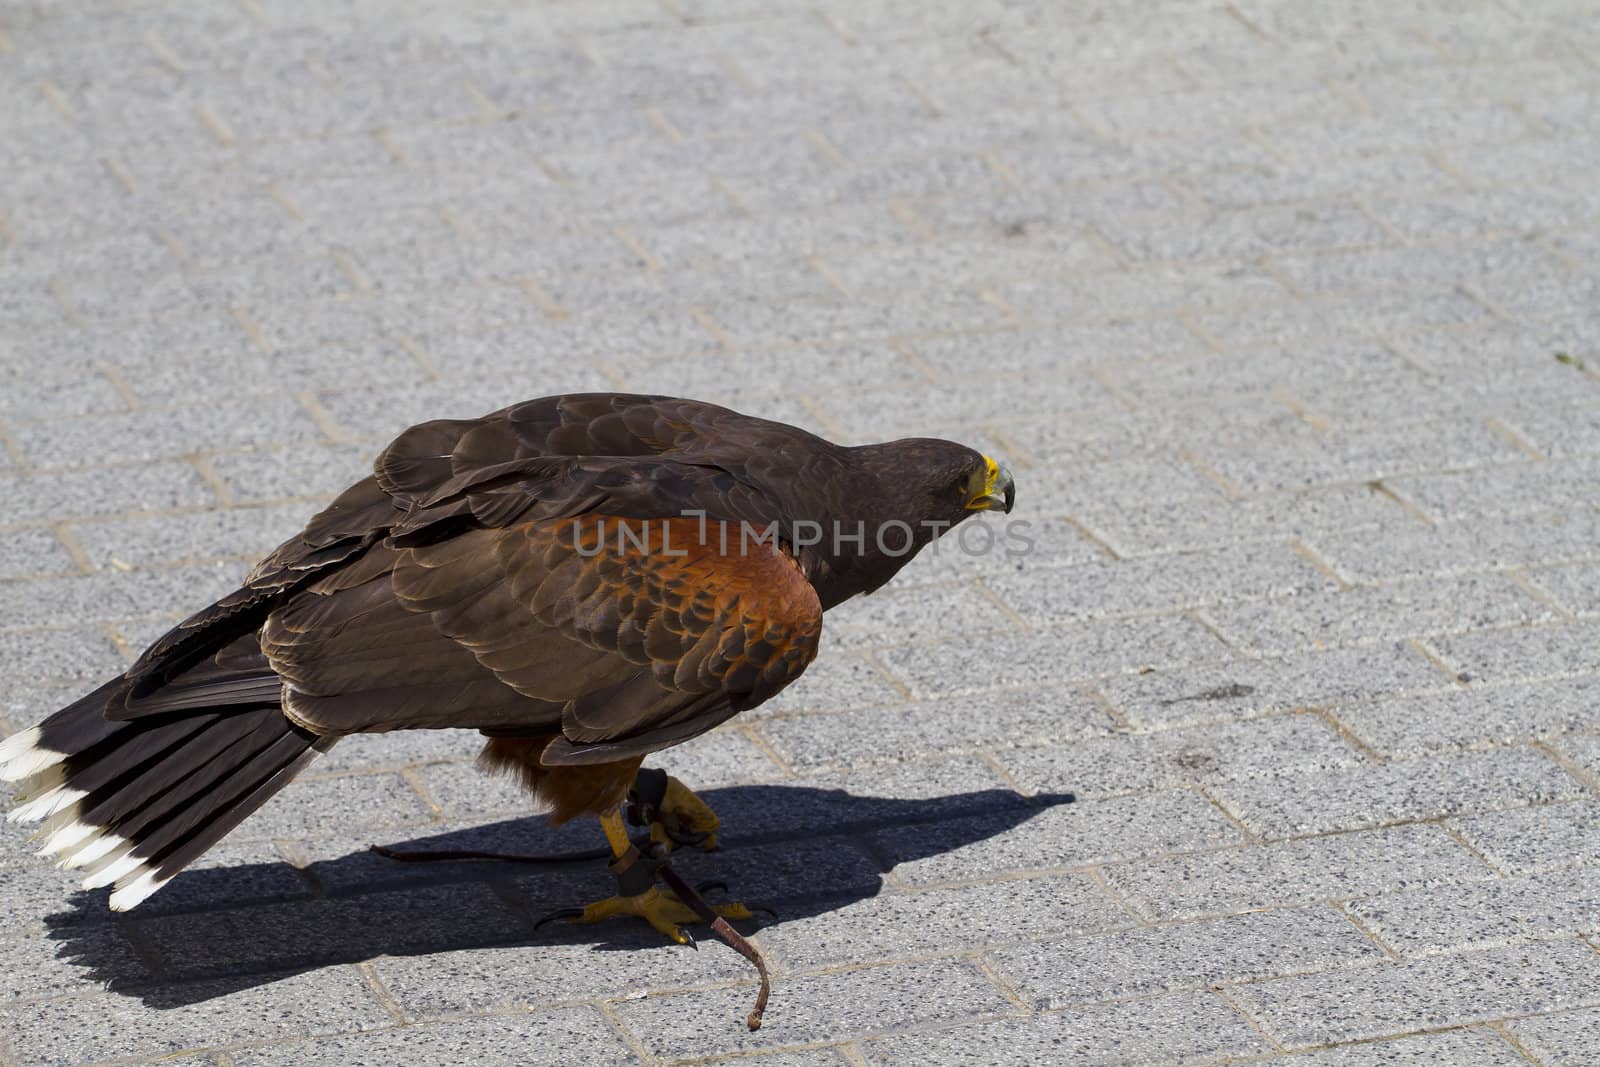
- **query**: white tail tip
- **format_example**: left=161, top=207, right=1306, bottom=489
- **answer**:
left=0, top=728, right=66, bottom=782
left=81, top=850, right=143, bottom=891
left=8, top=785, right=86, bottom=825
left=109, top=869, right=168, bottom=911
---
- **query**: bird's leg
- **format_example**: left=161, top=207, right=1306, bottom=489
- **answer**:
left=626, top=767, right=722, bottom=852
left=566, top=806, right=753, bottom=945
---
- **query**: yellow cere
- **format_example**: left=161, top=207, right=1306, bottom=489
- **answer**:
left=968, top=455, right=1000, bottom=509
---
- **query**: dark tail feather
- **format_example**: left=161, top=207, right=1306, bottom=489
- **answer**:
left=0, top=678, right=327, bottom=910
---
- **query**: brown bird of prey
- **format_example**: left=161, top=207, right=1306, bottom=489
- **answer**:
left=1, top=393, right=1014, bottom=936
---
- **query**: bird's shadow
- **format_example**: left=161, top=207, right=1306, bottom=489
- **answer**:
left=43, top=784, right=1074, bottom=1008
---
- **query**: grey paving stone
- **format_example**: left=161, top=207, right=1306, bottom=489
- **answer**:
left=1196, top=288, right=1499, bottom=352
left=613, top=958, right=1013, bottom=1059
left=819, top=581, right=1018, bottom=648
left=1347, top=864, right=1600, bottom=957
left=130, top=837, right=312, bottom=918
left=991, top=906, right=1384, bottom=1009
left=913, top=319, right=1207, bottom=381
left=313, top=378, right=585, bottom=443
left=206, top=443, right=376, bottom=504
left=0, top=625, right=125, bottom=688
left=1075, top=484, right=1406, bottom=558
left=1102, top=824, right=1493, bottom=923
left=1386, top=457, right=1600, bottom=523
left=606, top=343, right=931, bottom=401
left=714, top=1049, right=855, bottom=1067
left=0, top=967, right=393, bottom=1066
left=132, top=881, right=525, bottom=981
left=998, top=261, right=1289, bottom=324
left=1199, top=415, right=1525, bottom=495
left=1098, top=644, right=1448, bottom=732
left=6, top=0, right=1600, bottom=1059
left=69, top=501, right=313, bottom=569
left=872, top=789, right=1246, bottom=888
left=826, top=240, right=1120, bottom=299
left=1100, top=340, right=1426, bottom=413
left=1335, top=676, right=1600, bottom=758
left=997, top=714, right=1366, bottom=799
left=878, top=614, right=1230, bottom=698
left=987, top=541, right=1337, bottom=626
left=241, top=771, right=436, bottom=842
left=702, top=288, right=1009, bottom=348
left=1228, top=938, right=1600, bottom=1050
left=1208, top=747, right=1586, bottom=839
left=0, top=864, right=120, bottom=935
left=0, top=529, right=78, bottom=581
left=1267, top=104, right=1537, bottom=163
left=1272, top=239, right=1562, bottom=300
left=1369, top=187, right=1600, bottom=244
left=0, top=364, right=127, bottom=423
left=762, top=874, right=1130, bottom=972
left=0, top=460, right=219, bottom=524
left=860, top=990, right=1270, bottom=1066
left=809, top=376, right=1123, bottom=445
left=879, top=513, right=1109, bottom=587
left=1268, top=1028, right=1528, bottom=1066
left=1556, top=732, right=1600, bottom=780
left=1529, top=559, right=1600, bottom=616
left=1430, top=621, right=1600, bottom=684
left=1305, top=507, right=1600, bottom=584
left=627, top=204, right=919, bottom=272
left=1004, top=403, right=1279, bottom=475
left=747, top=651, right=908, bottom=717
left=1450, top=799, right=1600, bottom=877
left=652, top=726, right=790, bottom=789
left=1181, top=153, right=1461, bottom=211
left=1507, top=1005, right=1600, bottom=1067
left=1100, top=204, right=1394, bottom=264
left=759, top=687, right=1116, bottom=771
left=230, top=1009, right=641, bottom=1067
left=311, top=729, right=479, bottom=776
left=372, top=925, right=752, bottom=1020
left=0, top=922, right=156, bottom=1004
left=0, top=560, right=245, bottom=632
left=1205, top=573, right=1556, bottom=656
left=9, top=396, right=326, bottom=470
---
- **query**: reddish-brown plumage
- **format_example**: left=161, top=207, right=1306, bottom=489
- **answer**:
left=477, top=737, right=643, bottom=826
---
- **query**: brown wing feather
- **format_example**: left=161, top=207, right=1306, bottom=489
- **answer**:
left=116, top=394, right=831, bottom=746
left=256, top=513, right=821, bottom=760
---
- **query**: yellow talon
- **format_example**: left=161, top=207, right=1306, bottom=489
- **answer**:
left=575, top=886, right=754, bottom=944
left=649, top=775, right=722, bottom=852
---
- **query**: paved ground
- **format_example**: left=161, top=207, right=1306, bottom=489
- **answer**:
left=2, top=0, right=1599, bottom=1063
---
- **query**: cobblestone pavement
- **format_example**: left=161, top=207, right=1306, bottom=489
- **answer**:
left=2, top=0, right=1600, bottom=1064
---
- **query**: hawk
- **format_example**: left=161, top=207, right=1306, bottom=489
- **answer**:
left=2, top=393, right=1014, bottom=938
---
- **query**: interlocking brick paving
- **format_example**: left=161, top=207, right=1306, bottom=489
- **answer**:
left=2, top=1, right=1598, bottom=1063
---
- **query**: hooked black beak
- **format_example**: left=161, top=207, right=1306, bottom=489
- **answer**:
left=995, top=465, right=1015, bottom=513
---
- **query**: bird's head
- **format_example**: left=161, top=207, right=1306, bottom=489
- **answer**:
left=851, top=436, right=1015, bottom=531
left=781, top=436, right=1019, bottom=606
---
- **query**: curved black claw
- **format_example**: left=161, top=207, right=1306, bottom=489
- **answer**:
left=533, top=906, right=585, bottom=931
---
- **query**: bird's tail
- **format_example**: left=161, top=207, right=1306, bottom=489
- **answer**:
left=0, top=678, right=328, bottom=910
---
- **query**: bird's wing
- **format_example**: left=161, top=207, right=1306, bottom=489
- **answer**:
left=120, top=394, right=810, bottom=702
left=257, top=513, right=822, bottom=760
